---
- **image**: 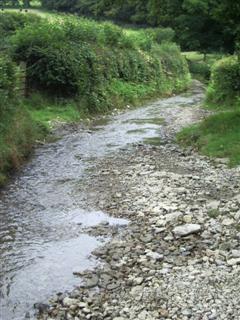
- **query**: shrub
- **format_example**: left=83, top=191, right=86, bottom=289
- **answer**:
left=154, top=42, right=190, bottom=92
left=11, top=16, right=190, bottom=111
left=0, top=12, right=42, bottom=50
left=0, top=12, right=41, bottom=35
left=103, top=23, right=124, bottom=47
left=207, top=56, right=240, bottom=105
left=0, top=55, right=17, bottom=115
left=41, top=0, right=78, bottom=11
left=188, top=60, right=211, bottom=81
left=145, top=27, right=175, bottom=44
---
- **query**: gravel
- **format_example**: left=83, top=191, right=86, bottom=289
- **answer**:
left=36, top=83, right=240, bottom=320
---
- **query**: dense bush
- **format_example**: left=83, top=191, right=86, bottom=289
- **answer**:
left=41, top=0, right=238, bottom=55
left=0, top=55, right=17, bottom=114
left=145, top=27, right=175, bottom=44
left=0, top=12, right=41, bottom=35
left=41, top=0, right=78, bottom=11
left=187, top=60, right=211, bottom=82
left=11, top=17, right=190, bottom=111
left=207, top=56, right=240, bottom=104
left=0, top=12, right=41, bottom=50
left=0, top=53, right=45, bottom=185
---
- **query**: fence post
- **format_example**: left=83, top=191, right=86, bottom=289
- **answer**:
left=16, top=62, right=27, bottom=98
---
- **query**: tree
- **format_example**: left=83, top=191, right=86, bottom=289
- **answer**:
left=39, top=0, right=238, bottom=53
left=41, top=0, right=79, bottom=11
left=147, top=0, right=183, bottom=26
left=214, top=0, right=240, bottom=53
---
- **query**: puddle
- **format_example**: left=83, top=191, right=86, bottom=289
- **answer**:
left=143, top=137, right=163, bottom=146
left=127, top=129, right=148, bottom=135
left=0, top=209, right=128, bottom=320
left=1, top=235, right=101, bottom=320
left=124, top=117, right=164, bottom=125
left=69, top=209, right=129, bottom=228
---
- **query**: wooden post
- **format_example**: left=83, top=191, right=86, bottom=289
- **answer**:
left=16, top=62, right=27, bottom=98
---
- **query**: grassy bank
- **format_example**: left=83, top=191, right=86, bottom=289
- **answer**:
left=0, top=10, right=190, bottom=185
left=182, top=51, right=224, bottom=83
left=178, top=55, right=240, bottom=167
left=178, top=107, right=240, bottom=167
left=0, top=104, right=47, bottom=186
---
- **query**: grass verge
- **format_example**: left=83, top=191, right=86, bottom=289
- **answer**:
left=177, top=105, right=240, bottom=167
left=182, top=51, right=223, bottom=83
left=0, top=105, right=47, bottom=186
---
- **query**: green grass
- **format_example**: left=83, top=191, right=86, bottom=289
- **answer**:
left=182, top=51, right=224, bottom=83
left=207, top=209, right=220, bottom=219
left=182, top=52, right=223, bottom=65
left=4, top=8, right=60, bottom=19
left=23, top=93, right=87, bottom=128
left=177, top=107, right=240, bottom=166
left=29, top=104, right=83, bottom=128
left=0, top=105, right=47, bottom=186
left=108, top=80, right=158, bottom=107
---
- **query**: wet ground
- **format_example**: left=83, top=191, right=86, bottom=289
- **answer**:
left=0, top=81, right=205, bottom=320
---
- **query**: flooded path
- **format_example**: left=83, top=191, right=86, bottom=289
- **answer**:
left=0, top=82, right=205, bottom=320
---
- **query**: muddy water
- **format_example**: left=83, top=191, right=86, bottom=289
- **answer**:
left=0, top=83, right=204, bottom=320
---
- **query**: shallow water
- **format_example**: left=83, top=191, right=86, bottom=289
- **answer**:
left=0, top=85, right=204, bottom=320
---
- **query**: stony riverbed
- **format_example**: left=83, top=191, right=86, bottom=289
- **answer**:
left=36, top=82, right=240, bottom=320
left=1, top=81, right=240, bottom=320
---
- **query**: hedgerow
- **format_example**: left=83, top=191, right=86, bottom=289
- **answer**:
left=0, top=12, right=190, bottom=184
left=10, top=16, right=190, bottom=111
left=207, top=56, right=240, bottom=105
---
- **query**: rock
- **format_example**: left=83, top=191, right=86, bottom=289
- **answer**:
left=183, top=215, right=192, bottom=223
left=63, top=297, right=79, bottom=307
left=34, top=102, right=240, bottom=320
left=182, top=309, right=192, bottom=317
left=107, top=282, right=120, bottom=291
left=222, top=218, right=235, bottom=226
left=173, top=224, right=201, bottom=237
left=227, top=258, right=240, bottom=266
left=81, top=275, right=99, bottom=289
left=33, top=303, right=50, bottom=314
left=231, top=250, right=240, bottom=258
left=145, top=250, right=164, bottom=261
left=78, top=302, right=88, bottom=308
left=158, top=309, right=169, bottom=317
left=140, top=233, right=153, bottom=243
left=132, top=276, right=144, bottom=285
left=207, top=200, right=220, bottom=210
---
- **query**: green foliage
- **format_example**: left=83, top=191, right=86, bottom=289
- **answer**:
left=0, top=0, right=38, bottom=8
left=178, top=53, right=240, bottom=167
left=0, top=11, right=41, bottom=50
left=0, top=103, right=46, bottom=186
left=0, top=11, right=190, bottom=185
left=41, top=0, right=78, bottom=11
left=0, top=11, right=40, bottom=34
left=0, top=55, right=17, bottom=115
left=0, top=54, right=46, bottom=185
left=183, top=51, right=223, bottom=82
left=154, top=42, right=190, bottom=92
left=207, top=56, right=240, bottom=105
left=26, top=93, right=83, bottom=127
left=187, top=60, right=211, bottom=82
left=178, top=108, right=240, bottom=167
left=106, top=79, right=157, bottom=107
left=40, top=0, right=238, bottom=54
left=11, top=16, right=190, bottom=111
left=150, top=27, right=175, bottom=44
